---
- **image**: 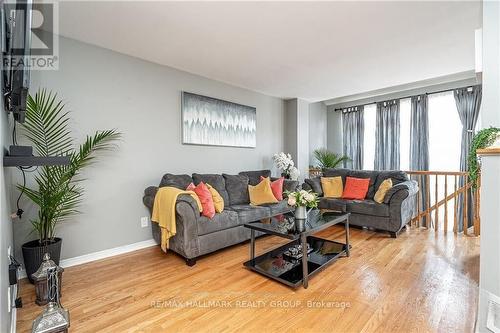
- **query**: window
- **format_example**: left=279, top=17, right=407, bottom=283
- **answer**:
left=362, top=100, right=411, bottom=170
left=428, top=91, right=462, bottom=171
left=360, top=91, right=462, bottom=172
left=362, top=104, right=376, bottom=170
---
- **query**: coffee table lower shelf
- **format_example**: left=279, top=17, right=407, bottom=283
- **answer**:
left=243, top=236, right=349, bottom=288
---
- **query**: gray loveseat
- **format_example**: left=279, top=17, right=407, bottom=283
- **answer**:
left=143, top=170, right=298, bottom=266
left=302, top=169, right=418, bottom=238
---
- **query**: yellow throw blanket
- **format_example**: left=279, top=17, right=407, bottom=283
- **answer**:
left=151, top=187, right=202, bottom=252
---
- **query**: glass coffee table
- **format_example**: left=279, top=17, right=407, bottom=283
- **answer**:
left=243, top=209, right=350, bottom=289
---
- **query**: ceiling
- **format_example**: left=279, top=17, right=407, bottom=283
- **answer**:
left=54, top=1, right=481, bottom=102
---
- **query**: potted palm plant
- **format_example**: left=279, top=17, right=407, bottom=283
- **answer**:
left=19, top=90, right=121, bottom=283
left=313, top=148, right=350, bottom=169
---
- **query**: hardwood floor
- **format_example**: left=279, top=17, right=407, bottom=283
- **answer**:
left=17, top=226, right=480, bottom=333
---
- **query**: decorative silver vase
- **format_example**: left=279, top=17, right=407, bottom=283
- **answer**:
left=294, top=206, right=307, bottom=220
left=294, top=218, right=306, bottom=232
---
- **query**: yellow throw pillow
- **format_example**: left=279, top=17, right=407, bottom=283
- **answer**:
left=206, top=184, right=224, bottom=213
left=374, top=178, right=393, bottom=203
left=321, top=176, right=343, bottom=198
left=248, top=178, right=279, bottom=206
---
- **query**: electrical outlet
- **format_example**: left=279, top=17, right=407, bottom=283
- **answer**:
left=140, top=216, right=149, bottom=228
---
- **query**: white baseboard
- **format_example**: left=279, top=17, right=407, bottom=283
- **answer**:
left=19, top=239, right=157, bottom=279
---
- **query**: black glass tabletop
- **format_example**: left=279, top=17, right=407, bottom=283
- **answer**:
left=244, top=209, right=349, bottom=239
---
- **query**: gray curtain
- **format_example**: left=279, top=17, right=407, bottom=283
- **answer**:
left=410, top=94, right=429, bottom=226
left=342, top=106, right=364, bottom=169
left=455, top=85, right=482, bottom=231
left=374, top=100, right=400, bottom=170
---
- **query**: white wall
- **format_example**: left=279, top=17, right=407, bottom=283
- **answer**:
left=284, top=98, right=309, bottom=180
left=1, top=97, right=13, bottom=333
left=477, top=2, right=500, bottom=332
left=12, top=36, right=285, bottom=261
left=308, top=102, right=327, bottom=166
left=284, top=99, right=298, bottom=161
left=296, top=99, right=309, bottom=179
left=0, top=28, right=15, bottom=329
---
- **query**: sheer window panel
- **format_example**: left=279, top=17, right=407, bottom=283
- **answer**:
left=400, top=98, right=411, bottom=171
left=363, top=104, right=376, bottom=170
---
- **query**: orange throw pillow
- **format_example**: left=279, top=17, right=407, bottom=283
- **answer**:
left=185, top=183, right=203, bottom=211
left=342, top=177, right=370, bottom=200
left=260, top=176, right=284, bottom=201
left=193, top=182, right=215, bottom=218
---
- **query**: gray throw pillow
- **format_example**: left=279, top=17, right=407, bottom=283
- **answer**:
left=159, top=174, right=193, bottom=190
left=223, top=174, right=250, bottom=205
left=192, top=173, right=230, bottom=205
left=305, top=178, right=323, bottom=196
left=239, top=170, right=271, bottom=186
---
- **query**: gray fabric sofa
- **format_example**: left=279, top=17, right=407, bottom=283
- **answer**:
left=143, top=170, right=298, bottom=266
left=302, top=169, right=418, bottom=237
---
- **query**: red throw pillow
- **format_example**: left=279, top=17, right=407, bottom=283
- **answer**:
left=193, top=182, right=215, bottom=218
left=260, top=176, right=284, bottom=201
left=186, top=182, right=196, bottom=191
left=342, top=177, right=370, bottom=200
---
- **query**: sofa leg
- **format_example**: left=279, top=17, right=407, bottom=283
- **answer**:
left=185, top=258, right=197, bottom=267
left=389, top=231, right=399, bottom=238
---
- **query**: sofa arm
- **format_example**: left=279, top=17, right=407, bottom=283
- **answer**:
left=177, top=194, right=201, bottom=215
left=142, top=187, right=201, bottom=259
left=387, top=180, right=418, bottom=232
left=171, top=197, right=201, bottom=259
left=384, top=180, right=418, bottom=204
left=143, top=186, right=158, bottom=213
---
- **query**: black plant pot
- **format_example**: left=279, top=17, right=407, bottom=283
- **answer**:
left=22, top=238, right=62, bottom=284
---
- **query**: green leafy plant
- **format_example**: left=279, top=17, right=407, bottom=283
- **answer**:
left=468, top=127, right=500, bottom=189
left=313, top=148, right=350, bottom=169
left=19, top=89, right=121, bottom=244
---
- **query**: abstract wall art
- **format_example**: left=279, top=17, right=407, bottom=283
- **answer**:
left=181, top=92, right=257, bottom=148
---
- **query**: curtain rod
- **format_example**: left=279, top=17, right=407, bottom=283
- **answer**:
left=333, top=84, right=479, bottom=112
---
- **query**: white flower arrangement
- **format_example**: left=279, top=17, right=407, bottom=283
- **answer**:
left=286, top=189, right=319, bottom=208
left=273, top=152, right=300, bottom=180
left=288, top=167, right=300, bottom=181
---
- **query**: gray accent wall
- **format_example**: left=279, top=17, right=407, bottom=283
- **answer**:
left=12, top=36, right=285, bottom=261
left=327, top=106, right=343, bottom=155
left=308, top=102, right=327, bottom=166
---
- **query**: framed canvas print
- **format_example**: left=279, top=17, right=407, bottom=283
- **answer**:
left=181, top=92, right=257, bottom=148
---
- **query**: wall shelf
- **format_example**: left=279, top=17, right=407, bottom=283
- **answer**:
left=3, top=155, right=71, bottom=167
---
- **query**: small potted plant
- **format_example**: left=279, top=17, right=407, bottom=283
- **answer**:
left=313, top=148, right=350, bottom=169
left=286, top=189, right=319, bottom=219
left=19, top=90, right=121, bottom=282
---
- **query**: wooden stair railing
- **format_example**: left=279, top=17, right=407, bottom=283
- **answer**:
left=405, top=170, right=480, bottom=236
